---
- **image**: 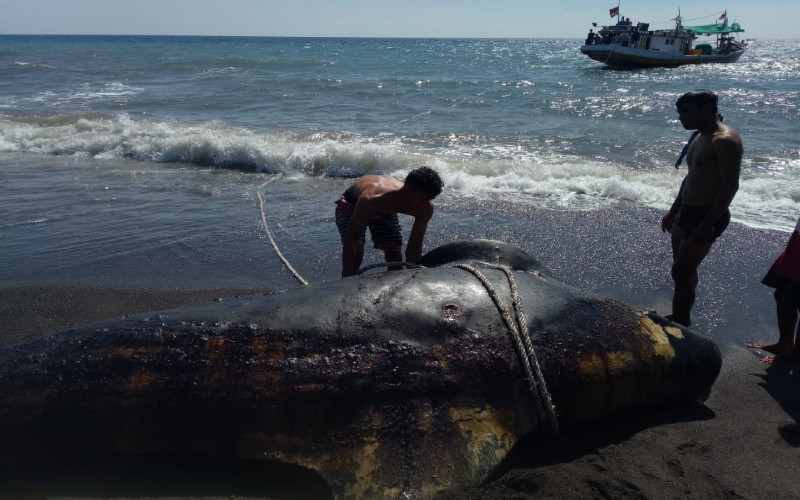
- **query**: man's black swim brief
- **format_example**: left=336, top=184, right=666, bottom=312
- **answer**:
left=677, top=205, right=730, bottom=242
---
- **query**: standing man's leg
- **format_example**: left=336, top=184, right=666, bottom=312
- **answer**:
left=670, top=223, right=684, bottom=259
left=765, top=303, right=800, bottom=365
left=670, top=237, right=713, bottom=327
left=776, top=290, right=800, bottom=349
left=791, top=305, right=800, bottom=360
left=747, top=287, right=797, bottom=354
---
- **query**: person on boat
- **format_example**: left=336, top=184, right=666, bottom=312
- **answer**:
left=585, top=29, right=596, bottom=45
left=335, top=166, right=444, bottom=278
left=746, top=215, right=800, bottom=364
left=719, top=37, right=732, bottom=54
left=661, top=90, right=742, bottom=327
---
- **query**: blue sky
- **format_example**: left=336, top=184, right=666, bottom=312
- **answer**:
left=1, top=0, right=795, bottom=39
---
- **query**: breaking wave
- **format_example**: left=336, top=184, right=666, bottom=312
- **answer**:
left=1, top=112, right=797, bottom=231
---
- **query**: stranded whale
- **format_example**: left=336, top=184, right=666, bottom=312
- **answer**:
left=0, top=240, right=721, bottom=499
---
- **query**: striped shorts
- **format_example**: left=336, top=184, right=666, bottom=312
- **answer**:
left=335, top=195, right=403, bottom=251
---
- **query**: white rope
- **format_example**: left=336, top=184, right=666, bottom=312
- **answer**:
left=452, top=263, right=560, bottom=438
left=256, top=176, right=309, bottom=286
left=603, top=39, right=619, bottom=64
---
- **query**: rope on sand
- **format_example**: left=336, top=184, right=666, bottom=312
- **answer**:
left=452, top=263, right=560, bottom=438
left=256, top=176, right=309, bottom=286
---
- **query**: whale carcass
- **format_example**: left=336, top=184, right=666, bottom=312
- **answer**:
left=0, top=240, right=721, bottom=499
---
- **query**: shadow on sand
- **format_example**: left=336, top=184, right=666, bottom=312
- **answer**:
left=495, top=401, right=715, bottom=473
left=434, top=402, right=716, bottom=499
left=759, top=365, right=800, bottom=447
left=0, top=455, right=334, bottom=500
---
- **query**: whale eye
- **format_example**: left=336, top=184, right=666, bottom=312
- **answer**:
left=442, top=303, right=462, bottom=320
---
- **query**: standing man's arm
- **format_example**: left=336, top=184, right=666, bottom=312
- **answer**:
left=405, top=204, right=433, bottom=264
left=341, top=200, right=371, bottom=277
left=662, top=177, right=686, bottom=233
left=688, top=135, right=742, bottom=244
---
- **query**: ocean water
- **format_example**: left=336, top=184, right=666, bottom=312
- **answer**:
left=2, top=36, right=798, bottom=225
left=0, top=35, right=798, bottom=346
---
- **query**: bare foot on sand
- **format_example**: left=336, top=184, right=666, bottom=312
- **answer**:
left=769, top=351, right=800, bottom=366
left=746, top=341, right=794, bottom=355
left=759, top=351, right=800, bottom=366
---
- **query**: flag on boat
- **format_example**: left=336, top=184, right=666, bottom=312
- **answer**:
left=718, top=11, right=727, bottom=20
left=609, top=6, right=619, bottom=17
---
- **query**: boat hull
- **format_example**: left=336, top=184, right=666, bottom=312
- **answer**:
left=581, top=44, right=747, bottom=67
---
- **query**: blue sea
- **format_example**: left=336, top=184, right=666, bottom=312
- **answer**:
left=1, top=35, right=799, bottom=348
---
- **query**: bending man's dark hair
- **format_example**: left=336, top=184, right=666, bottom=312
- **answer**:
left=676, top=89, right=719, bottom=113
left=404, top=166, right=444, bottom=198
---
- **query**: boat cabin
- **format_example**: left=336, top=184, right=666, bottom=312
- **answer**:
left=593, top=23, right=696, bottom=55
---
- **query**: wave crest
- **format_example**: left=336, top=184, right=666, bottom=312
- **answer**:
left=0, top=112, right=423, bottom=177
left=1, top=112, right=797, bottom=231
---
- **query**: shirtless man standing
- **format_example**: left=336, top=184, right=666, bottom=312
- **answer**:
left=335, top=166, right=443, bottom=278
left=660, top=90, right=743, bottom=327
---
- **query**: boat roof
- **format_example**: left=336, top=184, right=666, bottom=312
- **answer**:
left=683, top=22, right=744, bottom=34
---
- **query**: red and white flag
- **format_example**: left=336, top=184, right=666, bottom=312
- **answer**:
left=609, top=6, right=619, bottom=17
left=718, top=11, right=727, bottom=20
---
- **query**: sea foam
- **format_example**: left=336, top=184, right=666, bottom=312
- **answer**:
left=1, top=112, right=797, bottom=232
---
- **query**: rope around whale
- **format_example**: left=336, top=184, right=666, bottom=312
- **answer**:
left=452, top=263, right=560, bottom=438
left=256, top=176, right=309, bottom=286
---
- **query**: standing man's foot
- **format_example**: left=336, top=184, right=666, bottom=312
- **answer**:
left=746, top=341, right=794, bottom=355
left=765, top=350, right=800, bottom=366
left=664, top=313, right=691, bottom=327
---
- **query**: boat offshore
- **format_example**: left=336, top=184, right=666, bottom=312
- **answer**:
left=581, top=7, right=751, bottom=67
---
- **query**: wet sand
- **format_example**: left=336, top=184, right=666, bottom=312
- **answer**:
left=1, top=284, right=799, bottom=499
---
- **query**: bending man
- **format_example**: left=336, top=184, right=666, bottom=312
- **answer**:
left=336, top=166, right=444, bottom=278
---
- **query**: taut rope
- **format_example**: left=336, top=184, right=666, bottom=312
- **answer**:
left=452, top=263, right=560, bottom=438
left=256, top=176, right=309, bottom=286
